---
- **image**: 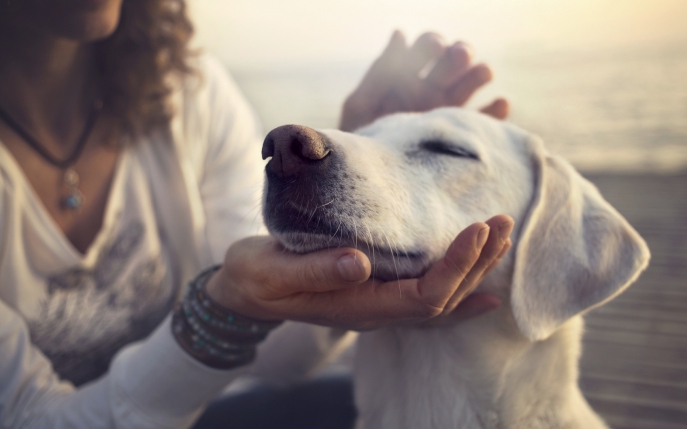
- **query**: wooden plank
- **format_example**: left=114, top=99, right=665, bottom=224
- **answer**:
left=580, top=376, right=687, bottom=409
left=588, top=306, right=687, bottom=324
left=585, top=318, right=687, bottom=337
left=576, top=172, right=687, bottom=426
left=603, top=416, right=687, bottom=429
left=580, top=364, right=687, bottom=386
left=585, top=394, right=687, bottom=423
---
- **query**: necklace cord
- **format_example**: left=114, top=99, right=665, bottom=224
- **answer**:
left=0, top=101, right=102, bottom=170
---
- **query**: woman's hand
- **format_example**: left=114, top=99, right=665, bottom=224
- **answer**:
left=205, top=215, right=513, bottom=331
left=340, top=31, right=509, bottom=132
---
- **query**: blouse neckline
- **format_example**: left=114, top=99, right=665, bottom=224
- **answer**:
left=0, top=140, right=130, bottom=268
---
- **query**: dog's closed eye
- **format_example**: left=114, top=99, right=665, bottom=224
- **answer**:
left=420, top=140, right=479, bottom=160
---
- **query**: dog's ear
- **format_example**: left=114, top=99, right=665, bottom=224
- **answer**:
left=511, top=136, right=650, bottom=341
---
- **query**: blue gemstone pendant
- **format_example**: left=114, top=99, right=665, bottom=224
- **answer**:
left=63, top=192, right=83, bottom=210
left=61, top=168, right=84, bottom=211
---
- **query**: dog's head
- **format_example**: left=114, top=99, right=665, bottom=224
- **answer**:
left=262, top=108, right=650, bottom=341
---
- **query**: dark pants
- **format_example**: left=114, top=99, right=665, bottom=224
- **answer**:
left=192, top=374, right=357, bottom=429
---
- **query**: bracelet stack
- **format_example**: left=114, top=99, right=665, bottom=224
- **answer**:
left=172, top=265, right=283, bottom=369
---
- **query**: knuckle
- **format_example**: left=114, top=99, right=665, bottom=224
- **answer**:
left=460, top=273, right=479, bottom=291
left=298, top=263, right=328, bottom=289
left=416, top=302, right=444, bottom=319
left=468, top=247, right=483, bottom=262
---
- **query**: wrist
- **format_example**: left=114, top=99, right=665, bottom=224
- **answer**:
left=172, top=309, right=256, bottom=369
left=204, top=266, right=231, bottom=308
left=204, top=264, right=283, bottom=323
left=172, top=265, right=282, bottom=369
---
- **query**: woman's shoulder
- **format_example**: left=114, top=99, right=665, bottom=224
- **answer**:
left=166, top=53, right=263, bottom=175
left=155, top=52, right=265, bottom=192
left=173, top=52, right=261, bottom=135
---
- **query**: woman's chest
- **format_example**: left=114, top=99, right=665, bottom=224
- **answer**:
left=0, top=146, right=190, bottom=385
left=0, top=120, right=122, bottom=254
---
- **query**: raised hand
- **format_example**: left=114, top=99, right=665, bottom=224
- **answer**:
left=340, top=31, right=509, bottom=132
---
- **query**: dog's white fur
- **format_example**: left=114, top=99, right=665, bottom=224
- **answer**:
left=265, top=108, right=650, bottom=429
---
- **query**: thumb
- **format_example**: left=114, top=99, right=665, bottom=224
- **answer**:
left=273, top=246, right=372, bottom=295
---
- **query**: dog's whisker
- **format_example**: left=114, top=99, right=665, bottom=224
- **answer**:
left=378, top=226, right=402, bottom=297
left=364, top=223, right=377, bottom=278
left=307, top=197, right=336, bottom=225
left=443, top=254, right=466, bottom=281
left=353, top=219, right=359, bottom=251
left=328, top=219, right=342, bottom=246
left=237, top=200, right=265, bottom=233
left=337, top=218, right=345, bottom=249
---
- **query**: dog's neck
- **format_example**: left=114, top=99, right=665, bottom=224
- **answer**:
left=353, top=273, right=607, bottom=429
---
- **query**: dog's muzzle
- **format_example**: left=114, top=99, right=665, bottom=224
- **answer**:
left=261, top=124, right=428, bottom=278
left=262, top=125, right=346, bottom=237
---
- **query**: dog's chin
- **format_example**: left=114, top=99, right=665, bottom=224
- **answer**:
left=272, top=231, right=431, bottom=282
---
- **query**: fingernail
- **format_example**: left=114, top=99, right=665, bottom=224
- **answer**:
left=338, top=254, right=365, bottom=282
left=499, top=221, right=514, bottom=243
left=476, top=226, right=490, bottom=250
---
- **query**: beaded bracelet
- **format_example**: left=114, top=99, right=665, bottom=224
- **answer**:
left=172, top=265, right=283, bottom=369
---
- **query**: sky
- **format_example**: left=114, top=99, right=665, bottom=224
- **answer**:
left=189, top=0, right=687, bottom=68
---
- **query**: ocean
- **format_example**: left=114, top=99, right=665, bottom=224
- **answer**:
left=229, top=43, right=687, bottom=173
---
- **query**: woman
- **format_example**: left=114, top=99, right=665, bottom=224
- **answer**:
left=0, top=0, right=513, bottom=427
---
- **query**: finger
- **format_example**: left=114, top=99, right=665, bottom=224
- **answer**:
left=286, top=278, right=424, bottom=329
left=480, top=98, right=510, bottom=120
left=476, top=238, right=512, bottom=284
left=447, top=63, right=493, bottom=107
left=461, top=216, right=514, bottom=286
left=419, top=292, right=501, bottom=327
left=288, top=248, right=371, bottom=293
left=414, top=222, right=490, bottom=310
left=424, top=42, right=473, bottom=89
left=241, top=239, right=372, bottom=299
left=407, top=32, right=446, bottom=76
left=339, top=31, right=409, bottom=131
left=442, top=215, right=513, bottom=311
left=352, top=30, right=407, bottom=101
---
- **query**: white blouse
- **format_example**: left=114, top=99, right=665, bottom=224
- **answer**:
left=0, top=55, right=351, bottom=429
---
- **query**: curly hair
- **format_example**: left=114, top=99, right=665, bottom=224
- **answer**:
left=96, top=0, right=195, bottom=139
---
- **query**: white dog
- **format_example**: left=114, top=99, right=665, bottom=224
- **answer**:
left=261, top=108, right=650, bottom=429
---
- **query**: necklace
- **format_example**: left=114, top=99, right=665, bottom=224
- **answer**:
left=0, top=100, right=102, bottom=211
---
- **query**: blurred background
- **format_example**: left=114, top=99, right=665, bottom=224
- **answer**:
left=189, top=1, right=687, bottom=428
left=189, top=0, right=687, bottom=172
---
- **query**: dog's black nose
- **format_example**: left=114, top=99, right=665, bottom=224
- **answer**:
left=262, top=125, right=331, bottom=179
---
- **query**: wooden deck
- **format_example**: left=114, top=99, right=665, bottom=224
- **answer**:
left=579, top=172, right=687, bottom=429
